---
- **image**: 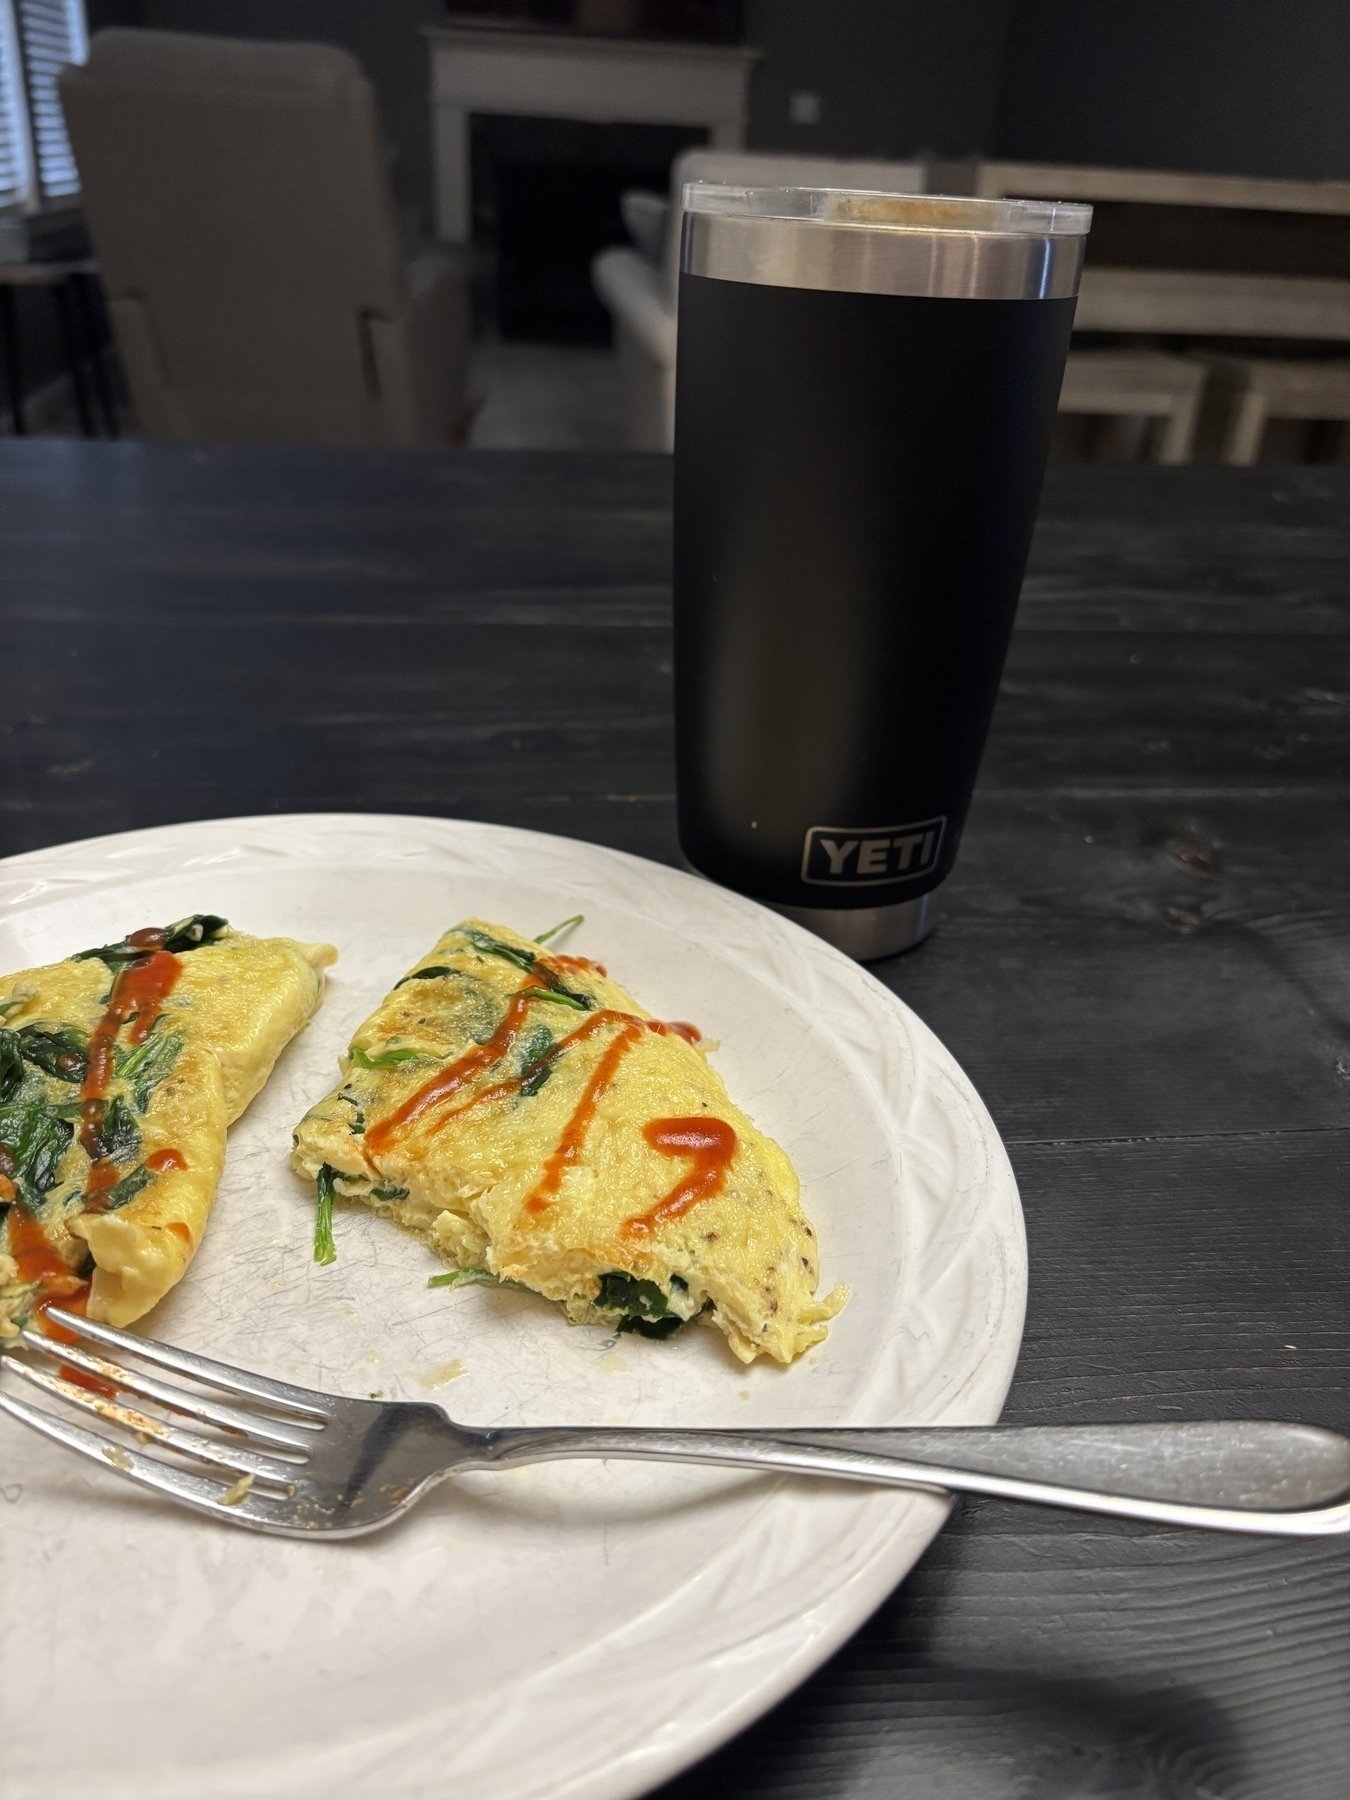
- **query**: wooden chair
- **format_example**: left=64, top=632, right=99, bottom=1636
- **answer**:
left=1057, top=350, right=1207, bottom=463
left=1194, top=356, right=1350, bottom=463
left=60, top=29, right=470, bottom=446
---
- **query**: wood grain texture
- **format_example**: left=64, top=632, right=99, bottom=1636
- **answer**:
left=0, top=443, right=1346, bottom=1799
left=658, top=1137, right=1350, bottom=1800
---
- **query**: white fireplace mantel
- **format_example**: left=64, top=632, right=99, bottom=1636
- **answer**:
left=426, top=25, right=761, bottom=242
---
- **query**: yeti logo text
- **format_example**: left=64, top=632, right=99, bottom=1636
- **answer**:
left=801, top=818, right=946, bottom=886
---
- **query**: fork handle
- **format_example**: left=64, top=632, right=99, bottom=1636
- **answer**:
left=471, top=1420, right=1350, bottom=1536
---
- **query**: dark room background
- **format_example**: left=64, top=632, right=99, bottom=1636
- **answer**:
left=86, top=0, right=1350, bottom=240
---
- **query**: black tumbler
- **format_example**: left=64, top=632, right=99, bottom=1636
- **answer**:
left=673, top=186, right=1091, bottom=957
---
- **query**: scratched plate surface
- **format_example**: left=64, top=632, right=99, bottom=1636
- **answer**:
left=0, top=814, right=1024, bottom=1800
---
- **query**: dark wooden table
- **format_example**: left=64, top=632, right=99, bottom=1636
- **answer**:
left=1, top=442, right=1347, bottom=1798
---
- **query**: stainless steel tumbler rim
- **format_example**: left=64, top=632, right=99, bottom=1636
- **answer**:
left=681, top=184, right=1089, bottom=301
left=772, top=885, right=945, bottom=961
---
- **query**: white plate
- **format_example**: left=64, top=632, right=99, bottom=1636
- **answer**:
left=0, top=814, right=1024, bottom=1800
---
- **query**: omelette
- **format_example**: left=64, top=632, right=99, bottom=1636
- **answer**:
left=292, top=919, right=845, bottom=1364
left=0, top=914, right=335, bottom=1336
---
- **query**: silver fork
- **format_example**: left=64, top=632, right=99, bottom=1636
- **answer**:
left=3, top=1306, right=1349, bottom=1539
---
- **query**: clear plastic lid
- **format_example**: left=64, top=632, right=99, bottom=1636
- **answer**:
left=682, top=183, right=1093, bottom=239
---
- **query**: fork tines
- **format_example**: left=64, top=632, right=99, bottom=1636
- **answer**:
left=0, top=1306, right=329, bottom=1527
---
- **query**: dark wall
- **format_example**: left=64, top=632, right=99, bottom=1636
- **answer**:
left=745, top=0, right=1010, bottom=159
left=104, top=2, right=1350, bottom=243
left=996, top=0, right=1350, bottom=180
left=139, top=2, right=1017, bottom=193
left=88, top=0, right=146, bottom=24
left=141, top=0, right=442, bottom=234
left=742, top=0, right=1350, bottom=179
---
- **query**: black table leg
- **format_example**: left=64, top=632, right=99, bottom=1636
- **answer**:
left=0, top=285, right=25, bottom=435
left=53, top=278, right=95, bottom=437
left=72, top=273, right=118, bottom=437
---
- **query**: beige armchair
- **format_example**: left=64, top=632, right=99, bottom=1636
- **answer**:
left=60, top=29, right=469, bottom=446
left=593, top=150, right=929, bottom=452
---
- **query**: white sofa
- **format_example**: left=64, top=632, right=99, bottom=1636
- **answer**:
left=593, top=149, right=928, bottom=452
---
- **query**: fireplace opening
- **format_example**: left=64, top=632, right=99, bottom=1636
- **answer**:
left=470, top=115, right=707, bottom=343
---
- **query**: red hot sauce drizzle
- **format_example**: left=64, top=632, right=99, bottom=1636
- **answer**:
left=35, top=1285, right=118, bottom=1394
left=365, top=947, right=700, bottom=1148
left=79, top=929, right=181, bottom=1212
left=520, top=1017, right=645, bottom=1215
left=358, top=952, right=717, bottom=1224
left=364, top=983, right=541, bottom=1155
left=8, top=1202, right=82, bottom=1295
left=550, top=954, right=607, bottom=978
left=12, top=1205, right=95, bottom=1366
left=35, top=1286, right=118, bottom=1394
left=511, top=1013, right=718, bottom=1219
left=623, top=1117, right=738, bottom=1237
left=5, top=925, right=189, bottom=1355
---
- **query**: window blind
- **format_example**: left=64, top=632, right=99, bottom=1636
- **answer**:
left=0, top=0, right=34, bottom=212
left=17, top=0, right=86, bottom=202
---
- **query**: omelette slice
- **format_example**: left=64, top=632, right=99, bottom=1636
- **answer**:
left=292, top=918, right=845, bottom=1364
left=0, top=914, right=335, bottom=1335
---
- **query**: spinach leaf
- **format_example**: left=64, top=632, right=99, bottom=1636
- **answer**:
left=74, top=914, right=228, bottom=970
left=517, top=1025, right=557, bottom=1097
left=516, top=1024, right=552, bottom=1071
left=428, top=1267, right=526, bottom=1292
left=618, top=1313, right=687, bottom=1340
left=518, top=986, right=593, bottom=1013
left=530, top=967, right=592, bottom=1007
left=337, top=1092, right=366, bottom=1134
left=0, top=997, right=25, bottom=1019
left=97, top=1163, right=155, bottom=1211
left=72, top=939, right=151, bottom=971
left=115, top=1027, right=182, bottom=1111
left=595, top=1271, right=692, bottom=1339
left=26, top=1112, right=74, bottom=1194
left=0, top=1030, right=24, bottom=1104
left=18, top=1023, right=88, bottom=1084
left=86, top=1095, right=141, bottom=1165
left=457, top=928, right=593, bottom=1009
left=518, top=1023, right=553, bottom=1062
left=370, top=1184, right=409, bottom=1200
left=161, top=915, right=228, bottom=952
left=533, top=914, right=583, bottom=945
left=0, top=1101, right=74, bottom=1206
left=313, top=1164, right=339, bottom=1266
left=596, top=1271, right=670, bottom=1321
left=457, top=927, right=537, bottom=974
left=349, top=1045, right=427, bottom=1071
left=394, top=964, right=455, bottom=988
